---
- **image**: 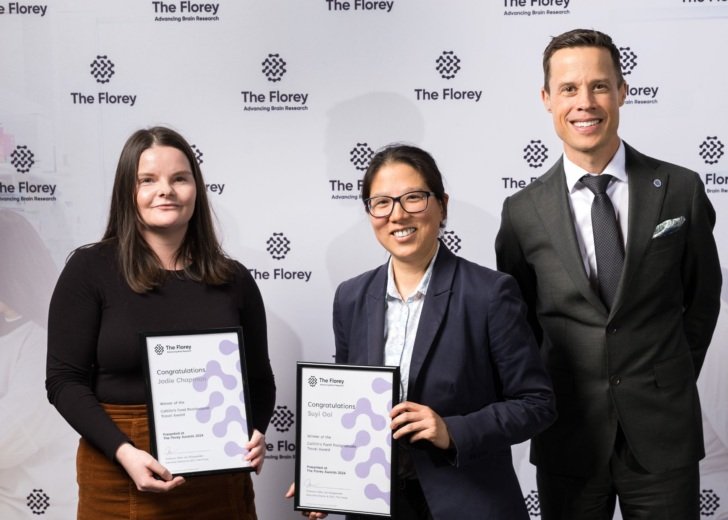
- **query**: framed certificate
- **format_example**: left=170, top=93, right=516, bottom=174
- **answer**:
left=140, top=327, right=253, bottom=477
left=294, top=363, right=399, bottom=518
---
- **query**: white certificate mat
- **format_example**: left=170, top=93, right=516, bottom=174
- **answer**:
left=295, top=363, right=399, bottom=517
left=141, top=327, right=253, bottom=477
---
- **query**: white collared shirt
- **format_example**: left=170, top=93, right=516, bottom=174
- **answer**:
left=563, top=141, right=630, bottom=289
left=383, top=242, right=439, bottom=400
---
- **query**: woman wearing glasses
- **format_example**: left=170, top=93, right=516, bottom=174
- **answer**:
left=331, top=144, right=556, bottom=519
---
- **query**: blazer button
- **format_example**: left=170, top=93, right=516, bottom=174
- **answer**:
left=607, top=326, right=618, bottom=335
left=610, top=375, right=621, bottom=386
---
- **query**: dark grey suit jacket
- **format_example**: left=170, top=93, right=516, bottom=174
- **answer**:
left=496, top=143, right=722, bottom=476
left=333, top=244, right=556, bottom=519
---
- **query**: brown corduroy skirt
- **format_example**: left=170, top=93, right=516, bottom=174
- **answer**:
left=76, top=403, right=257, bottom=520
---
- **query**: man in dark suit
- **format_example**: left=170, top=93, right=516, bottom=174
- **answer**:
left=495, top=28, right=722, bottom=519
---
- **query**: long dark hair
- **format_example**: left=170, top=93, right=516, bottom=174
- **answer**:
left=101, top=126, right=234, bottom=293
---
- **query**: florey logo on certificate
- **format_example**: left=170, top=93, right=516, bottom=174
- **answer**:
left=295, top=363, right=400, bottom=518
left=141, top=327, right=254, bottom=477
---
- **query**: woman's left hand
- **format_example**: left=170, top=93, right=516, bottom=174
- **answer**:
left=245, top=429, right=266, bottom=474
left=390, top=401, right=452, bottom=450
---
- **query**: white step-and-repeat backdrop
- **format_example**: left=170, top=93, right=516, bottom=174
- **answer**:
left=2, top=1, right=727, bottom=518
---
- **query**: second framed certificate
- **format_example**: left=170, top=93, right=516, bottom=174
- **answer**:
left=141, top=327, right=253, bottom=477
left=295, top=363, right=399, bottom=518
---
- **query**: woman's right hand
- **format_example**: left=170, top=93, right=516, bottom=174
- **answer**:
left=115, top=442, right=186, bottom=492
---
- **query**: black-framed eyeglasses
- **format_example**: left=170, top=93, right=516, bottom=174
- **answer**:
left=364, top=190, right=435, bottom=218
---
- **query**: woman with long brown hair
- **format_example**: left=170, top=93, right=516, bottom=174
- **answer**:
left=46, top=126, right=276, bottom=519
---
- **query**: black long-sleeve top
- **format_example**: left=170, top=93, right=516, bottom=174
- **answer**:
left=46, top=242, right=276, bottom=461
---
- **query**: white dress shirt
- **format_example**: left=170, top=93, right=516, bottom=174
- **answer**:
left=383, top=243, right=439, bottom=400
left=563, top=141, right=630, bottom=290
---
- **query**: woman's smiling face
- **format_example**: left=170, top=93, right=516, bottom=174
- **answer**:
left=367, top=161, right=446, bottom=269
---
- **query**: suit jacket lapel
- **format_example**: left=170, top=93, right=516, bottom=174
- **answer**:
left=365, top=265, right=387, bottom=366
left=408, top=244, right=455, bottom=398
left=531, top=160, right=605, bottom=312
left=610, top=143, right=667, bottom=316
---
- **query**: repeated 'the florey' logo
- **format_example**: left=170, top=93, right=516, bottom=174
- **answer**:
left=152, top=1, right=221, bottom=23
left=414, top=51, right=483, bottom=103
left=501, top=139, right=549, bottom=190
left=90, top=55, right=115, bottom=84
left=190, top=144, right=204, bottom=165
left=0, top=140, right=58, bottom=203
left=262, top=53, right=287, bottom=82
left=188, top=144, right=225, bottom=195
left=441, top=230, right=462, bottom=254
left=324, top=0, right=395, bottom=13
left=350, top=143, right=374, bottom=172
left=265, top=404, right=296, bottom=460
left=69, top=55, right=138, bottom=107
left=266, top=232, right=291, bottom=260
left=524, top=489, right=540, bottom=516
left=241, top=54, right=310, bottom=113
left=26, top=489, right=50, bottom=516
left=523, top=139, right=549, bottom=169
left=10, top=145, right=35, bottom=174
left=701, top=136, right=727, bottom=195
left=700, top=489, right=720, bottom=517
left=435, top=51, right=461, bottom=80
left=700, top=136, right=724, bottom=166
left=619, top=45, right=660, bottom=106
left=270, top=405, right=295, bottom=432
left=328, top=142, right=374, bottom=200
left=619, top=46, right=638, bottom=75
left=0, top=3, right=48, bottom=16
left=503, top=0, right=572, bottom=17
left=329, top=142, right=372, bottom=201
left=249, top=233, right=312, bottom=282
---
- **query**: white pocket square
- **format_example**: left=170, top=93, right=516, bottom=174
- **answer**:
left=652, top=216, right=686, bottom=238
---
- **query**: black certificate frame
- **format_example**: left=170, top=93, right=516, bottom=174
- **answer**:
left=140, top=326, right=254, bottom=478
left=294, top=362, right=400, bottom=518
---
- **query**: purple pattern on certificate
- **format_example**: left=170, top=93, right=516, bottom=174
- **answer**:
left=190, top=338, right=248, bottom=460
left=195, top=391, right=224, bottom=423
left=335, top=378, right=393, bottom=506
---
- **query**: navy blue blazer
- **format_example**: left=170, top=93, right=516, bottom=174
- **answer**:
left=333, top=244, right=556, bottom=520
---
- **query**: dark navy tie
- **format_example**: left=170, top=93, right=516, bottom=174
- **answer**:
left=580, top=174, right=624, bottom=310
